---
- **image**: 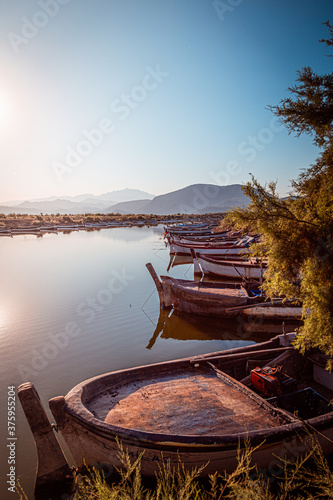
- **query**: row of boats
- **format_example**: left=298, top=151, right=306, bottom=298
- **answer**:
left=18, top=221, right=333, bottom=494
left=147, top=222, right=301, bottom=321
left=0, top=220, right=143, bottom=236
left=166, top=224, right=266, bottom=279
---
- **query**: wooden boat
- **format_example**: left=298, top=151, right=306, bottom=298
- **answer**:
left=18, top=332, right=333, bottom=488
left=193, top=252, right=267, bottom=279
left=11, top=226, right=41, bottom=235
left=167, top=237, right=252, bottom=256
left=146, top=263, right=302, bottom=319
left=0, top=228, right=12, bottom=236
left=171, top=233, right=239, bottom=244
left=39, top=226, right=59, bottom=233
left=167, top=252, right=255, bottom=272
left=56, top=225, right=79, bottom=231
left=164, top=225, right=220, bottom=238
left=164, top=222, right=212, bottom=232
left=168, top=230, right=253, bottom=245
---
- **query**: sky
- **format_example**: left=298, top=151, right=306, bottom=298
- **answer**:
left=0, top=0, right=332, bottom=202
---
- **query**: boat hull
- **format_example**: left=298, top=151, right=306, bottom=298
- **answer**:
left=161, top=276, right=249, bottom=312
left=195, top=255, right=266, bottom=279
left=49, top=339, right=333, bottom=477
left=50, top=410, right=332, bottom=477
left=154, top=273, right=303, bottom=320
left=168, top=240, right=250, bottom=256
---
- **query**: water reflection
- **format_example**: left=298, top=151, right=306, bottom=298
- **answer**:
left=146, top=307, right=298, bottom=349
left=0, top=225, right=299, bottom=499
left=167, top=253, right=193, bottom=271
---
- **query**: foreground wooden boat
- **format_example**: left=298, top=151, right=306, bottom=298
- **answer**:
left=18, top=332, right=333, bottom=490
left=146, top=263, right=302, bottom=320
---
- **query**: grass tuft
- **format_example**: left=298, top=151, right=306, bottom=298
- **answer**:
left=17, top=435, right=333, bottom=499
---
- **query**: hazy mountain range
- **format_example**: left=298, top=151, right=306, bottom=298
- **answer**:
left=0, top=184, right=250, bottom=215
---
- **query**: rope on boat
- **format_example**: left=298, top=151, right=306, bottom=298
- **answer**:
left=141, top=288, right=159, bottom=326
left=184, top=264, right=192, bottom=278
left=302, top=420, right=333, bottom=445
left=141, top=288, right=157, bottom=310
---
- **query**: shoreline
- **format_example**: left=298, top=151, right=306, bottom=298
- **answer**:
left=0, top=212, right=224, bottom=236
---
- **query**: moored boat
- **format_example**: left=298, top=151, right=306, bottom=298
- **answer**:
left=0, top=228, right=12, bottom=236
left=167, top=237, right=252, bottom=256
left=18, top=332, right=333, bottom=487
left=10, top=226, right=41, bottom=234
left=146, top=263, right=302, bottom=319
left=193, top=252, right=267, bottom=279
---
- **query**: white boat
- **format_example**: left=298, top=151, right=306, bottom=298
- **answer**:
left=167, top=234, right=255, bottom=255
left=193, top=253, right=267, bottom=279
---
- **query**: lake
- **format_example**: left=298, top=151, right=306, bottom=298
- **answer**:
left=0, top=226, right=274, bottom=498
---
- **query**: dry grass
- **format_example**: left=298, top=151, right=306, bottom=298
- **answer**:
left=34, top=436, right=332, bottom=500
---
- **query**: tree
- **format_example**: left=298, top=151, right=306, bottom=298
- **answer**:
left=225, top=22, right=333, bottom=358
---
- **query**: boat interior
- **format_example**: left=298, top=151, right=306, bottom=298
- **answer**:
left=84, top=343, right=333, bottom=438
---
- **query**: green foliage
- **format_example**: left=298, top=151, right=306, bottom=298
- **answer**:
left=225, top=22, right=333, bottom=356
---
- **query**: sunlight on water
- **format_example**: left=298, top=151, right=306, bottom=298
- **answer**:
left=0, top=226, right=273, bottom=498
left=0, top=306, right=7, bottom=330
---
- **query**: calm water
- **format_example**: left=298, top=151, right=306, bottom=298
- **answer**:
left=0, top=226, right=274, bottom=498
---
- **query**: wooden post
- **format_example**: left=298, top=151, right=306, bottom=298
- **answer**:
left=18, top=383, right=72, bottom=489
left=146, top=263, right=165, bottom=307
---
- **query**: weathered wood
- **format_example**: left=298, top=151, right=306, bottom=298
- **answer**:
left=145, top=263, right=165, bottom=307
left=190, top=347, right=292, bottom=366
left=18, top=383, right=72, bottom=488
left=20, top=333, right=333, bottom=480
left=146, top=265, right=303, bottom=320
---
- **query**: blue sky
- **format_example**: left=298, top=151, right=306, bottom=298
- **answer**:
left=0, top=0, right=332, bottom=202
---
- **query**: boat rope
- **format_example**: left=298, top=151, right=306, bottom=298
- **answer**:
left=302, top=420, right=333, bottom=445
left=141, top=288, right=156, bottom=310
left=183, top=264, right=192, bottom=278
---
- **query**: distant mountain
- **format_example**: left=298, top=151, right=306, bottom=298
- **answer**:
left=105, top=184, right=250, bottom=215
left=103, top=199, right=151, bottom=214
left=0, top=185, right=249, bottom=215
left=96, top=189, right=154, bottom=203
left=0, top=205, right=42, bottom=215
left=12, top=199, right=105, bottom=214
left=0, top=189, right=155, bottom=215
